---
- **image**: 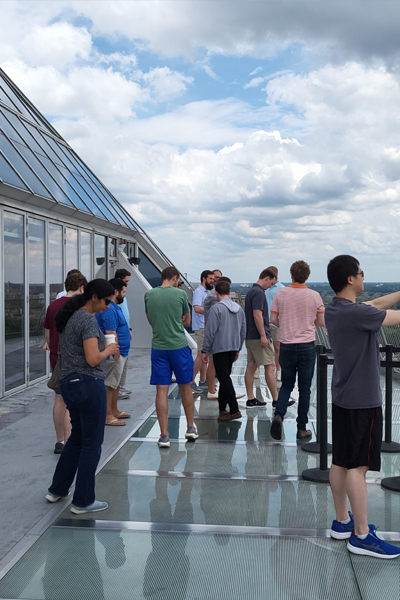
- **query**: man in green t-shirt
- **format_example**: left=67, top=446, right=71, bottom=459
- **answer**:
left=145, top=266, right=198, bottom=448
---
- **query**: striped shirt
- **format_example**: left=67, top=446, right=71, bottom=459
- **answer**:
left=270, top=284, right=325, bottom=344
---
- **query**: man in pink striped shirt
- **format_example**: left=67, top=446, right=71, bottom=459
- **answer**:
left=270, top=260, right=325, bottom=440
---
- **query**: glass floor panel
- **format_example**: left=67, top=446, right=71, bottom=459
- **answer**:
left=131, top=416, right=312, bottom=442
left=0, top=526, right=368, bottom=600
left=61, top=473, right=400, bottom=532
left=105, top=439, right=400, bottom=479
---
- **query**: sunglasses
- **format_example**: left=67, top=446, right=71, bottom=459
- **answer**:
left=358, top=270, right=364, bottom=278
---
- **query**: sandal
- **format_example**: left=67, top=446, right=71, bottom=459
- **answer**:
left=105, top=418, right=126, bottom=426
left=115, top=412, right=131, bottom=419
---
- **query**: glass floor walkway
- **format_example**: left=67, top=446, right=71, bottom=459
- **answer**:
left=1, top=355, right=400, bottom=599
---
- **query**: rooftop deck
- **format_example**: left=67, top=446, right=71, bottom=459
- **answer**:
left=0, top=349, right=400, bottom=599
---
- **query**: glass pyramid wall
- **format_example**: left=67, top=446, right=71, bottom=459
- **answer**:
left=0, top=68, right=137, bottom=231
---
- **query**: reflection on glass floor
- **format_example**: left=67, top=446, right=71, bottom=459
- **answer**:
left=2, top=352, right=400, bottom=599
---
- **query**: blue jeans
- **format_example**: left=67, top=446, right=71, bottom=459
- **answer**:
left=49, top=373, right=107, bottom=507
left=274, top=342, right=316, bottom=431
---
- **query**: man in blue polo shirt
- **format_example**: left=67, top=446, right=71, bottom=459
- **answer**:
left=96, top=278, right=131, bottom=426
left=191, top=270, right=214, bottom=391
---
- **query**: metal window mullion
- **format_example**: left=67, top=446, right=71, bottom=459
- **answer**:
left=0, top=128, right=57, bottom=202
left=0, top=207, right=4, bottom=397
left=24, top=214, right=29, bottom=388
left=45, top=219, right=49, bottom=377
left=0, top=148, right=34, bottom=194
left=78, top=229, right=81, bottom=274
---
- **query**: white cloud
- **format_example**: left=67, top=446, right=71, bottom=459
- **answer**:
left=142, top=67, right=193, bottom=101
left=244, top=76, right=266, bottom=89
left=250, top=66, right=263, bottom=76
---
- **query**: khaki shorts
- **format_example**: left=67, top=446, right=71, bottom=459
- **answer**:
left=194, top=328, right=205, bottom=351
left=105, top=355, right=129, bottom=389
left=246, top=338, right=275, bottom=366
left=269, top=323, right=280, bottom=343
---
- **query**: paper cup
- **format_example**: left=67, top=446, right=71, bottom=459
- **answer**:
left=104, top=334, right=116, bottom=346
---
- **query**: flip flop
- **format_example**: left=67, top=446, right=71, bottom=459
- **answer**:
left=105, top=418, right=126, bottom=426
left=115, top=412, right=131, bottom=419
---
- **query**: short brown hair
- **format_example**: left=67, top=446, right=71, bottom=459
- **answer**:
left=219, top=276, right=232, bottom=284
left=290, top=260, right=310, bottom=284
left=215, top=281, right=230, bottom=296
left=162, top=266, right=180, bottom=281
left=259, top=268, right=276, bottom=280
left=65, top=273, right=88, bottom=292
left=267, top=266, right=278, bottom=277
left=115, top=268, right=131, bottom=279
left=66, top=269, right=81, bottom=277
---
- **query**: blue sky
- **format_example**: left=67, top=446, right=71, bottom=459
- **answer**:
left=2, top=1, right=400, bottom=281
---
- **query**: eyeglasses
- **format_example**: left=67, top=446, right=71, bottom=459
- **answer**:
left=104, top=298, right=111, bottom=306
left=358, top=270, right=364, bottom=278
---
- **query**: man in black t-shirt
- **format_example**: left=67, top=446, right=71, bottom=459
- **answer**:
left=244, top=268, right=279, bottom=407
left=326, top=254, right=400, bottom=559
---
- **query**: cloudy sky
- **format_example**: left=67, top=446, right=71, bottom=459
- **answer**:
left=2, top=0, right=400, bottom=282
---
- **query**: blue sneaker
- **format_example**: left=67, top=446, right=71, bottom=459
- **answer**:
left=347, top=526, right=400, bottom=558
left=330, top=512, right=355, bottom=539
left=198, top=380, right=209, bottom=389
left=191, top=382, right=204, bottom=394
left=185, top=425, right=198, bottom=440
left=158, top=435, right=170, bottom=448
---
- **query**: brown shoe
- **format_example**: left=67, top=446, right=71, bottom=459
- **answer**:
left=228, top=411, right=242, bottom=420
left=296, top=429, right=312, bottom=440
left=218, top=411, right=230, bottom=421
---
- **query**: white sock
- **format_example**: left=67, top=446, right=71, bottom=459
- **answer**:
left=341, top=517, right=351, bottom=525
left=356, top=533, right=368, bottom=540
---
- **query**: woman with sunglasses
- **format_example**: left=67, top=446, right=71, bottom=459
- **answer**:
left=46, top=279, right=119, bottom=514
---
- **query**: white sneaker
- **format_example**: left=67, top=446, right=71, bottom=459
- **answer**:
left=276, top=371, right=281, bottom=382
left=207, top=391, right=218, bottom=399
left=254, top=368, right=260, bottom=379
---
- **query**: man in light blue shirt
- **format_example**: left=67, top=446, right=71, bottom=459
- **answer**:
left=265, top=266, right=285, bottom=381
left=191, top=270, right=214, bottom=390
left=115, top=268, right=132, bottom=397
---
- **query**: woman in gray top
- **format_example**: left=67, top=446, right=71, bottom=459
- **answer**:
left=46, top=279, right=119, bottom=514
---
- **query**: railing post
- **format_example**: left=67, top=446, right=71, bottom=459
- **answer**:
left=381, top=344, right=400, bottom=454
left=302, top=345, right=332, bottom=455
left=302, top=353, right=330, bottom=483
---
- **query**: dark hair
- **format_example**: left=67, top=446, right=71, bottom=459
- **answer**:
left=108, top=278, right=126, bottom=293
left=162, top=266, right=180, bottom=281
left=290, top=260, right=310, bottom=284
left=215, top=281, right=230, bottom=296
left=259, top=268, right=276, bottom=280
left=115, top=268, right=131, bottom=279
left=213, top=269, right=222, bottom=275
left=327, top=255, right=360, bottom=293
left=267, top=266, right=278, bottom=277
left=219, top=276, right=232, bottom=284
left=66, top=269, right=81, bottom=277
left=65, top=273, right=88, bottom=293
left=201, top=270, right=214, bottom=283
left=55, top=279, right=114, bottom=333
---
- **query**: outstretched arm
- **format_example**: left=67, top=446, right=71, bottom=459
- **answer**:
left=365, top=291, right=400, bottom=310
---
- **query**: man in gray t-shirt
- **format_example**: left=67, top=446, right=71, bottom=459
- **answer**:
left=325, top=254, right=400, bottom=559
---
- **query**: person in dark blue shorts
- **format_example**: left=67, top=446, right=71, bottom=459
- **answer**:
left=326, top=254, right=400, bottom=559
left=145, top=266, right=198, bottom=448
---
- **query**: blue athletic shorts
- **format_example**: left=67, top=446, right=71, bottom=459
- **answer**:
left=150, top=346, right=194, bottom=386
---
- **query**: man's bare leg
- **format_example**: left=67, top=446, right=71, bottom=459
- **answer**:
left=245, top=361, right=258, bottom=399
left=193, top=351, right=208, bottom=383
left=347, top=466, right=369, bottom=535
left=207, top=356, right=216, bottom=394
left=180, top=383, right=195, bottom=427
left=106, top=386, right=126, bottom=424
left=273, top=341, right=281, bottom=376
left=53, top=393, right=70, bottom=441
left=264, top=364, right=278, bottom=402
left=156, top=385, right=169, bottom=436
left=330, top=464, right=350, bottom=522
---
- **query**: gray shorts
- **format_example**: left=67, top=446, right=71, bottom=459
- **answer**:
left=269, top=323, right=280, bottom=343
left=194, top=328, right=205, bottom=351
left=246, top=339, right=275, bottom=366
left=105, top=355, right=129, bottom=389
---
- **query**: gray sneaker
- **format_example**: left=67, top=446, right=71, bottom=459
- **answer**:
left=185, top=425, right=199, bottom=441
left=70, top=501, right=108, bottom=514
left=158, top=435, right=171, bottom=448
left=191, top=383, right=204, bottom=394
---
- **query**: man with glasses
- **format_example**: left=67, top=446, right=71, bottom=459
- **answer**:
left=325, top=254, right=400, bottom=559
